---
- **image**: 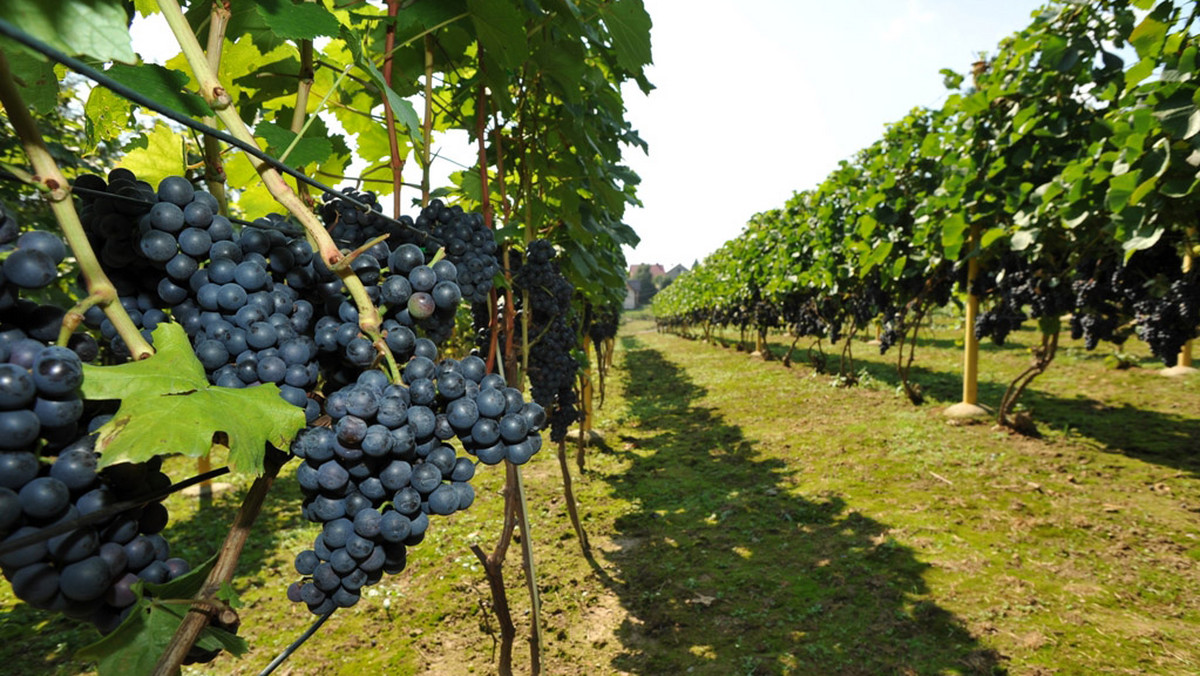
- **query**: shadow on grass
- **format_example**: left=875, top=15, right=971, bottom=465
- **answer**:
left=710, top=334, right=1200, bottom=477
left=599, top=336, right=1004, bottom=675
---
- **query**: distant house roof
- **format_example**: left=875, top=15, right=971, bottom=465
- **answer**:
left=626, top=279, right=643, bottom=293
left=664, top=264, right=688, bottom=279
left=629, top=264, right=667, bottom=278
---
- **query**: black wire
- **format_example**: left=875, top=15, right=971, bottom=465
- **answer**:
left=0, top=466, right=232, bottom=556
left=256, top=610, right=335, bottom=676
left=0, top=17, right=420, bottom=233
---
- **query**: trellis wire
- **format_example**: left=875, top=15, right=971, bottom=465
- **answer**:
left=256, top=610, right=335, bottom=676
left=0, top=16, right=440, bottom=244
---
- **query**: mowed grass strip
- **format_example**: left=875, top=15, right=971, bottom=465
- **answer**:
left=2, top=315, right=1198, bottom=675
left=619, top=317, right=1200, bottom=675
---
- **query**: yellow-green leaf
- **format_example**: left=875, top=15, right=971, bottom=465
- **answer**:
left=117, top=122, right=187, bottom=188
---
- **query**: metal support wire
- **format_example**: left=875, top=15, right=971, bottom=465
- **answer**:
left=256, top=610, right=335, bottom=676
left=0, top=16, right=436, bottom=243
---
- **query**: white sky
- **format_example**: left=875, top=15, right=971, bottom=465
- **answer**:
left=622, top=0, right=1048, bottom=269
left=131, top=1, right=1051, bottom=269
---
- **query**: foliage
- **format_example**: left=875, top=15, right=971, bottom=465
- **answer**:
left=654, top=0, right=1200, bottom=410
left=0, top=0, right=652, bottom=671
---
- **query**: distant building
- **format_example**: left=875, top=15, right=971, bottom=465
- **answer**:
left=664, top=264, right=688, bottom=280
left=623, top=280, right=639, bottom=310
left=628, top=263, right=666, bottom=279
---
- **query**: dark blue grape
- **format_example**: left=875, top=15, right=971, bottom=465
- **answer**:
left=431, top=281, right=461, bottom=310
left=409, top=463, right=441, bottom=495
left=498, top=414, right=529, bottom=444
left=294, top=549, right=319, bottom=576
left=58, top=555, right=111, bottom=601
left=0, top=486, right=20, bottom=531
left=317, top=460, right=350, bottom=493
left=345, top=338, right=375, bottom=367
left=183, top=201, right=213, bottom=229
left=0, top=363, right=35, bottom=408
left=156, top=176, right=194, bottom=206
left=453, top=482, right=475, bottom=510
left=4, top=248, right=57, bottom=288
left=388, top=244, right=424, bottom=274
left=50, top=448, right=96, bottom=492
left=392, top=487, right=421, bottom=515
left=406, top=406, right=435, bottom=439
left=427, top=484, right=457, bottom=515
left=378, top=510, right=411, bottom=543
left=336, top=415, right=367, bottom=446
left=16, top=231, right=66, bottom=263
left=475, top=441, right=505, bottom=465
left=10, top=562, right=59, bottom=607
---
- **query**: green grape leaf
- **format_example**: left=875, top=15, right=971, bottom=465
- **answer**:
left=254, top=121, right=334, bottom=168
left=468, top=0, right=528, bottom=70
left=81, top=323, right=208, bottom=399
left=81, top=324, right=305, bottom=475
left=103, top=63, right=213, bottom=118
left=257, top=0, right=341, bottom=40
left=940, top=213, right=967, bottom=259
left=600, top=0, right=652, bottom=73
left=1, top=48, right=58, bottom=114
left=1129, top=14, right=1167, bottom=58
left=77, top=555, right=248, bottom=676
left=115, top=122, right=188, bottom=191
left=216, top=582, right=244, bottom=610
left=1105, top=169, right=1142, bottom=213
left=84, top=87, right=133, bottom=155
left=0, top=0, right=136, bottom=63
left=1125, top=57, right=1156, bottom=87
left=358, top=58, right=423, bottom=141
left=1122, top=224, right=1164, bottom=255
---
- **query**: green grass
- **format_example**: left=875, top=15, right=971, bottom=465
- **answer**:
left=3, top=317, right=1199, bottom=675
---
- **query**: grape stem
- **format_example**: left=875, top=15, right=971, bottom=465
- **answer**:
left=0, top=49, right=154, bottom=360
left=55, top=294, right=104, bottom=348
left=420, top=35, right=434, bottom=206
left=382, top=0, right=406, bottom=218
left=201, top=0, right=232, bottom=217
left=0, top=162, right=41, bottom=188
left=154, top=0, right=394, bottom=365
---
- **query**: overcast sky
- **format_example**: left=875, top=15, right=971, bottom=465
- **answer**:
left=622, top=0, right=1048, bottom=269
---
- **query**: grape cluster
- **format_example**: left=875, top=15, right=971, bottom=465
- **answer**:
left=1068, top=257, right=1126, bottom=350
left=1067, top=241, right=1199, bottom=363
left=0, top=341, right=193, bottom=637
left=286, top=356, right=546, bottom=615
left=319, top=188, right=390, bottom=251
left=587, top=303, right=619, bottom=348
left=1, top=167, right=553, bottom=648
left=320, top=192, right=499, bottom=306
left=1, top=215, right=69, bottom=314
left=513, top=240, right=580, bottom=442
left=971, top=255, right=1069, bottom=346
left=1132, top=275, right=1200, bottom=366
left=420, top=201, right=499, bottom=305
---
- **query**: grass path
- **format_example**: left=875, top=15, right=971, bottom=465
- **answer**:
left=602, top=320, right=1200, bottom=674
left=2, top=317, right=1199, bottom=675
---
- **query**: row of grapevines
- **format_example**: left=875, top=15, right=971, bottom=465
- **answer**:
left=654, top=0, right=1199, bottom=423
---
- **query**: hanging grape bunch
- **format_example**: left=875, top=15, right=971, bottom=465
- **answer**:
left=513, top=239, right=581, bottom=443
left=0, top=203, right=214, bottom=655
